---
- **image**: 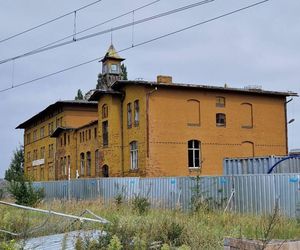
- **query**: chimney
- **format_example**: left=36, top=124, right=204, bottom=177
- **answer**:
left=157, top=75, right=172, bottom=84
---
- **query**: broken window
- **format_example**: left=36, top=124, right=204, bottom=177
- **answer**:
left=216, top=113, right=226, bottom=127
left=130, top=141, right=138, bottom=170
left=127, top=103, right=132, bottom=128
left=188, top=140, right=201, bottom=168
left=134, top=100, right=139, bottom=127
left=86, top=151, right=91, bottom=176
left=102, top=121, right=108, bottom=146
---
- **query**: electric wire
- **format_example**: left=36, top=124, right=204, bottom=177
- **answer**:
left=0, top=0, right=271, bottom=93
left=0, top=0, right=104, bottom=44
left=0, top=0, right=213, bottom=65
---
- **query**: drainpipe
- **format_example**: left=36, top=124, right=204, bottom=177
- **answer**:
left=284, top=98, right=293, bottom=155
left=146, top=87, right=158, bottom=158
left=120, top=93, right=125, bottom=176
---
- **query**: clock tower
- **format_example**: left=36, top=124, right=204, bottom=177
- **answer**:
left=97, top=44, right=125, bottom=90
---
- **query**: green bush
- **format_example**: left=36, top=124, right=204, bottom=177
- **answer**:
left=131, top=195, right=150, bottom=215
left=8, top=177, right=44, bottom=207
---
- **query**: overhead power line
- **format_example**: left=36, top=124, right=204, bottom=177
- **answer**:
left=0, top=0, right=271, bottom=94
left=0, top=0, right=104, bottom=44
left=0, top=0, right=213, bottom=65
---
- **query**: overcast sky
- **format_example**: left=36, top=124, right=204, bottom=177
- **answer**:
left=0, top=0, right=299, bottom=178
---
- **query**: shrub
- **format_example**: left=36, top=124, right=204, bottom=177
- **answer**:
left=8, top=176, right=44, bottom=207
left=108, top=235, right=122, bottom=250
left=131, top=195, right=150, bottom=215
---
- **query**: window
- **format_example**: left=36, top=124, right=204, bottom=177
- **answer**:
left=94, top=127, right=97, bottom=139
left=187, top=99, right=200, bottom=126
left=80, top=153, right=85, bottom=176
left=216, top=113, right=226, bottom=127
left=60, top=157, right=64, bottom=176
left=63, top=133, right=67, bottom=146
left=79, top=132, right=82, bottom=143
left=130, top=141, right=138, bottom=170
left=82, top=131, right=85, bottom=142
left=241, top=103, right=253, bottom=128
left=67, top=155, right=71, bottom=178
left=40, top=167, right=44, bottom=180
left=111, top=64, right=118, bottom=73
left=102, top=104, right=108, bottom=119
left=67, top=134, right=70, bottom=145
left=26, top=133, right=31, bottom=144
left=134, top=100, right=139, bottom=126
left=127, top=103, right=132, bottom=128
left=89, top=129, right=91, bottom=140
left=33, top=130, right=37, bottom=141
left=86, top=151, right=91, bottom=176
left=40, top=146, right=45, bottom=159
left=48, top=144, right=54, bottom=158
left=40, top=126, right=45, bottom=138
left=33, top=149, right=38, bottom=160
left=63, top=156, right=67, bottom=176
left=216, top=96, right=225, bottom=107
left=95, top=149, right=100, bottom=176
left=102, top=121, right=108, bottom=146
left=188, top=140, right=201, bottom=168
left=27, top=151, right=31, bottom=162
left=48, top=122, right=54, bottom=135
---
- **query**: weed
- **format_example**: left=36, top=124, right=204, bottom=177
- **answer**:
left=131, top=195, right=150, bottom=215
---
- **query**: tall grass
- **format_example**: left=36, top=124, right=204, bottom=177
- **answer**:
left=0, top=199, right=299, bottom=249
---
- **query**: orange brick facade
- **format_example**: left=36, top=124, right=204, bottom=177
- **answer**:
left=17, top=45, right=296, bottom=180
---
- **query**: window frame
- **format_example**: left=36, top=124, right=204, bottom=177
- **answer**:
left=216, top=96, right=226, bottom=108
left=127, top=103, right=132, bottom=128
left=102, top=121, right=108, bottom=146
left=188, top=140, right=201, bottom=168
left=134, top=100, right=139, bottom=127
left=216, top=113, right=226, bottom=127
left=130, top=141, right=138, bottom=170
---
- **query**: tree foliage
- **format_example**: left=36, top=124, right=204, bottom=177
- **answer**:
left=75, top=89, right=84, bottom=100
left=5, top=145, right=24, bottom=182
left=121, top=63, right=128, bottom=80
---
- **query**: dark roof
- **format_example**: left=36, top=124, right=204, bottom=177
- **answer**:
left=111, top=80, right=298, bottom=97
left=75, top=120, right=98, bottom=131
left=50, top=120, right=98, bottom=137
left=89, top=89, right=123, bottom=101
left=16, top=100, right=98, bottom=129
left=50, top=127, right=75, bottom=138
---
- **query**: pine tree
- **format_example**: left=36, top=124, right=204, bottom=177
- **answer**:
left=5, top=145, right=24, bottom=182
left=75, top=89, right=84, bottom=100
left=121, top=63, right=128, bottom=80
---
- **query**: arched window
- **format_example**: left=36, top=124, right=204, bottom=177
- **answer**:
left=241, top=141, right=254, bottom=157
left=102, top=104, right=108, bottom=119
left=102, top=165, right=109, bottom=177
left=188, top=140, right=201, bottom=168
left=187, top=99, right=200, bottom=126
left=216, top=96, right=225, bottom=107
left=130, top=141, right=138, bottom=170
left=241, top=103, right=253, bottom=128
left=134, top=100, right=139, bottom=127
left=80, top=153, right=85, bottom=176
left=127, top=103, right=132, bottom=128
left=216, top=113, right=226, bottom=127
left=86, top=151, right=91, bottom=176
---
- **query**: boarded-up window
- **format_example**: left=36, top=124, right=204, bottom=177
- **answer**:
left=216, top=96, right=225, bottom=107
left=241, top=103, right=253, bottom=128
left=241, top=141, right=254, bottom=157
left=187, top=99, right=200, bottom=126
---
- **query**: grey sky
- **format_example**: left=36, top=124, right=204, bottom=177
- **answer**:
left=0, top=0, right=299, bottom=178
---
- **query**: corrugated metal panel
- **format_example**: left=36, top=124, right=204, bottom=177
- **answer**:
left=223, top=156, right=300, bottom=175
left=33, top=174, right=300, bottom=218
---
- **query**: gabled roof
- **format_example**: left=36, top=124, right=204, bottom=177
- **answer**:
left=111, top=80, right=298, bottom=97
left=16, top=100, right=98, bottom=129
left=101, top=44, right=125, bottom=62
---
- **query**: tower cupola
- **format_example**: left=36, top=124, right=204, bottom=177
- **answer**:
left=97, top=44, right=125, bottom=89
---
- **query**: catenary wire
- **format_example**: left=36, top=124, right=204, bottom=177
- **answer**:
left=0, top=0, right=271, bottom=93
left=0, top=0, right=104, bottom=44
left=0, top=0, right=160, bottom=65
left=0, top=0, right=213, bottom=65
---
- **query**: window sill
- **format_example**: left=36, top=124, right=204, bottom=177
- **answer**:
left=216, top=124, right=226, bottom=127
left=129, top=169, right=139, bottom=173
left=241, top=125, right=253, bottom=129
left=188, top=167, right=201, bottom=171
left=187, top=123, right=200, bottom=127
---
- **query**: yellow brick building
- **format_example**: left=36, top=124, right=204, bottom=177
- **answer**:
left=17, top=101, right=98, bottom=181
left=18, top=45, right=297, bottom=180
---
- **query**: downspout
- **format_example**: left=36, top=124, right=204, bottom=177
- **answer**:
left=284, top=98, right=293, bottom=155
left=120, top=93, right=125, bottom=176
left=146, top=87, right=158, bottom=158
